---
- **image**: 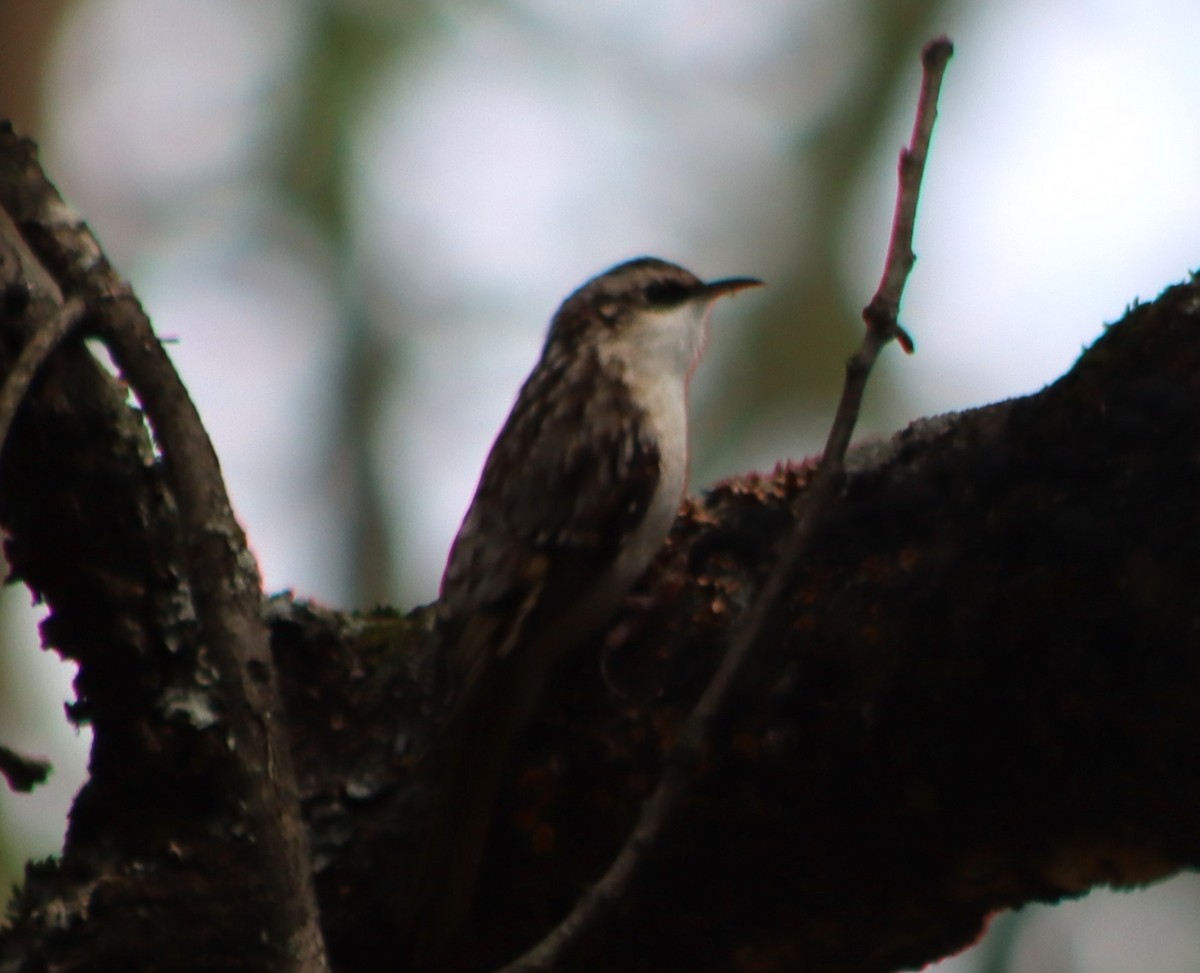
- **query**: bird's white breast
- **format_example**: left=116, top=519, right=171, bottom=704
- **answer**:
left=598, top=304, right=704, bottom=594
left=612, top=373, right=688, bottom=587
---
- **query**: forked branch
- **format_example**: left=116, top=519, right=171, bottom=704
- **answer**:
left=0, top=124, right=329, bottom=973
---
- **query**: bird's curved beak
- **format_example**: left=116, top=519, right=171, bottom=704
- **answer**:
left=701, top=276, right=764, bottom=300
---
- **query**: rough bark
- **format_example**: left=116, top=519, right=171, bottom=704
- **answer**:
left=2, top=125, right=1200, bottom=972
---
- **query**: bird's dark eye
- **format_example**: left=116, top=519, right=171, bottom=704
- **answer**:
left=642, top=279, right=690, bottom=307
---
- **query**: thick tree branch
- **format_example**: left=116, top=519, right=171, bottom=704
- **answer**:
left=0, top=123, right=328, bottom=973
left=289, top=277, right=1200, bottom=973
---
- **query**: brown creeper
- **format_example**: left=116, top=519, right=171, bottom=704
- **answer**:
left=420, top=256, right=761, bottom=954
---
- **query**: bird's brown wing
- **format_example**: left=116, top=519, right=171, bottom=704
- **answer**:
left=436, top=340, right=662, bottom=697
left=413, top=344, right=663, bottom=961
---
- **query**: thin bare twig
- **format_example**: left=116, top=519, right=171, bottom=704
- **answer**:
left=0, top=125, right=329, bottom=973
left=0, top=297, right=84, bottom=461
left=497, top=36, right=954, bottom=973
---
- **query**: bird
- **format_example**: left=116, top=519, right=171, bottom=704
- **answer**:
left=416, top=256, right=762, bottom=959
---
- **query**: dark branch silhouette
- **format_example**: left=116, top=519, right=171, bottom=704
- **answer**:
left=0, top=744, right=51, bottom=794
left=0, top=122, right=329, bottom=973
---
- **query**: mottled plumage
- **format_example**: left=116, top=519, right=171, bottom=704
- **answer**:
left=415, top=257, right=761, bottom=961
left=438, top=340, right=661, bottom=668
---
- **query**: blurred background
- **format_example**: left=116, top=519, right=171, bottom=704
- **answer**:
left=2, top=1, right=1200, bottom=969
